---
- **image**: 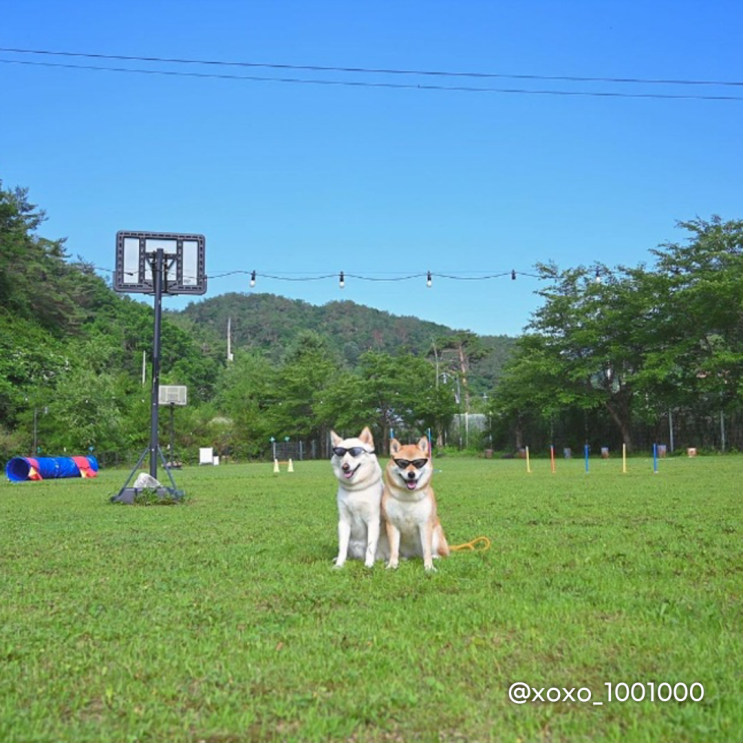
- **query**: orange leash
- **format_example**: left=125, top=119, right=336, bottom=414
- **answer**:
left=449, top=536, right=491, bottom=552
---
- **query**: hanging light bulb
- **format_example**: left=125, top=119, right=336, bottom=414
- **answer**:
left=249, top=270, right=256, bottom=288
left=594, top=268, right=601, bottom=284
left=511, top=270, right=517, bottom=280
left=339, top=271, right=345, bottom=289
left=426, top=271, right=432, bottom=288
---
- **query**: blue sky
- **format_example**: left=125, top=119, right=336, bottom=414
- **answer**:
left=1, top=0, right=741, bottom=336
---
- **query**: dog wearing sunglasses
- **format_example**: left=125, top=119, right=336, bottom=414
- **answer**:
left=383, top=436, right=450, bottom=572
left=330, top=427, right=389, bottom=568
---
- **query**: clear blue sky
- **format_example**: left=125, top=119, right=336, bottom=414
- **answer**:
left=2, top=0, right=741, bottom=336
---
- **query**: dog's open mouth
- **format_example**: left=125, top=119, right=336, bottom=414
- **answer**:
left=343, top=464, right=361, bottom=480
left=405, top=479, right=418, bottom=490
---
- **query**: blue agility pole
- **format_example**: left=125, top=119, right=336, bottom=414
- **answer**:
left=584, top=444, right=590, bottom=473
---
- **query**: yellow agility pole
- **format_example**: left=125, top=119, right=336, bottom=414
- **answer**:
left=526, top=446, right=532, bottom=473
left=622, top=444, right=627, bottom=473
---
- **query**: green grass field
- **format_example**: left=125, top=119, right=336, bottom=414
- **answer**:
left=0, top=455, right=741, bottom=742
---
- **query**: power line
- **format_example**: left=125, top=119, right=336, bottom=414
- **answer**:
left=3, top=58, right=742, bottom=101
left=2, top=46, right=741, bottom=88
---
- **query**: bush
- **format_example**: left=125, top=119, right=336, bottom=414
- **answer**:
left=0, top=425, right=27, bottom=466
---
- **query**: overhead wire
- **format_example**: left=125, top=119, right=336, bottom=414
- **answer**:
left=2, top=46, right=741, bottom=87
left=1, top=49, right=742, bottom=101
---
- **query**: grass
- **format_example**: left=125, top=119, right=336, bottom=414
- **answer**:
left=0, top=454, right=741, bottom=742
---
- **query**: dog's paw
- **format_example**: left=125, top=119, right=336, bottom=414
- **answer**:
left=386, top=561, right=399, bottom=570
left=332, top=558, right=346, bottom=569
left=424, top=563, right=438, bottom=573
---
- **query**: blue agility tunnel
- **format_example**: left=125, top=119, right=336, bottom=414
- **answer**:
left=5, top=455, right=99, bottom=482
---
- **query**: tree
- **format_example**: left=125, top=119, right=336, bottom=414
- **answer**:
left=214, top=350, right=276, bottom=458
left=500, top=261, right=661, bottom=450
left=321, top=351, right=457, bottom=452
left=489, top=332, right=565, bottom=450
left=39, top=366, right=125, bottom=455
left=0, top=312, right=68, bottom=427
left=430, top=331, right=489, bottom=410
left=492, top=218, right=743, bottom=451
left=270, top=331, right=343, bottom=441
left=0, top=182, right=83, bottom=334
left=646, top=217, right=743, bottom=410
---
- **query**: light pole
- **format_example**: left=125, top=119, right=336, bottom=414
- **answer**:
left=32, top=406, right=48, bottom=455
left=483, top=393, right=492, bottom=446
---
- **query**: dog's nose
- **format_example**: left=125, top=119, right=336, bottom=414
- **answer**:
left=342, top=462, right=351, bottom=471
left=407, top=471, right=416, bottom=479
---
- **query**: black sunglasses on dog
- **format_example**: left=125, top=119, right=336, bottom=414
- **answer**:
left=393, top=458, right=429, bottom=470
left=332, top=447, right=374, bottom=458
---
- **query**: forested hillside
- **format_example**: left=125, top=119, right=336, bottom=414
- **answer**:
left=172, top=293, right=450, bottom=361
left=168, top=293, right=516, bottom=395
left=0, top=181, right=514, bottom=464
left=5, top=179, right=740, bottom=464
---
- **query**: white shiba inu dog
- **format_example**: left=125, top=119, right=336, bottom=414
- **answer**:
left=330, top=427, right=390, bottom=568
left=383, top=436, right=450, bottom=572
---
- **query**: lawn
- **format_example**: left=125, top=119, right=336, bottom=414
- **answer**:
left=0, top=454, right=740, bottom=742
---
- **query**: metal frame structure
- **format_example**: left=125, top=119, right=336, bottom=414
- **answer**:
left=111, top=232, right=205, bottom=503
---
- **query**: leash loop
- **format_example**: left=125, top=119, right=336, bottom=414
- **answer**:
left=450, top=536, right=491, bottom=552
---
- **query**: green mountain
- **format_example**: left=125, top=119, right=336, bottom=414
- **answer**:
left=167, top=292, right=517, bottom=394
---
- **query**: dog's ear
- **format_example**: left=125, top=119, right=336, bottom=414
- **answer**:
left=418, top=436, right=430, bottom=455
left=330, top=430, right=342, bottom=446
left=390, top=438, right=401, bottom=454
left=359, top=427, right=374, bottom=447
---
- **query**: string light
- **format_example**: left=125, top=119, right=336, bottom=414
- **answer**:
left=98, top=265, right=545, bottom=285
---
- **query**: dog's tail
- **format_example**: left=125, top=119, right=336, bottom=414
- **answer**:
left=449, top=536, right=491, bottom=553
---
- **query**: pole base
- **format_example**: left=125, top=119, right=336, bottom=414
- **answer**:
left=111, top=486, right=184, bottom=504
left=112, top=446, right=183, bottom=504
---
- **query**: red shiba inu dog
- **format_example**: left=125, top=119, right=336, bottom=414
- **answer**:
left=382, top=436, right=450, bottom=572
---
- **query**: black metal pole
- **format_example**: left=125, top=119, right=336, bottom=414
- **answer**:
left=149, top=249, right=164, bottom=479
